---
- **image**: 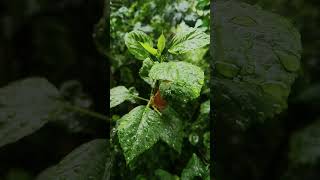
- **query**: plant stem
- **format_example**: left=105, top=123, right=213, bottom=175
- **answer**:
left=59, top=101, right=110, bottom=122
left=130, top=94, right=149, bottom=102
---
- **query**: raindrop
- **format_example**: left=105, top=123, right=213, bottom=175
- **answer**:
left=261, top=81, right=289, bottom=99
left=274, top=50, right=300, bottom=72
left=230, top=16, right=257, bottom=27
left=188, top=133, right=199, bottom=146
left=215, top=61, right=240, bottom=78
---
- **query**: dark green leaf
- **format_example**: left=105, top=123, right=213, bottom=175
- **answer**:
left=181, top=154, right=209, bottom=180
left=0, top=78, right=60, bottom=148
left=125, top=30, right=153, bottom=60
left=213, top=0, right=302, bottom=125
left=36, top=139, right=109, bottom=180
left=155, top=169, right=179, bottom=180
left=139, top=58, right=156, bottom=86
left=289, top=120, right=320, bottom=165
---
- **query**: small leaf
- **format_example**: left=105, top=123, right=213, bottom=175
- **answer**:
left=168, top=27, right=209, bottom=54
left=110, top=86, right=138, bottom=108
left=157, top=33, right=166, bottom=54
left=181, top=154, right=209, bottom=180
left=139, top=42, right=158, bottom=56
left=125, top=30, right=153, bottom=60
left=149, top=61, right=204, bottom=102
left=155, top=169, right=179, bottom=180
left=0, top=78, right=60, bottom=148
left=139, top=58, right=156, bottom=86
left=36, top=139, right=109, bottom=180
left=117, top=106, right=162, bottom=164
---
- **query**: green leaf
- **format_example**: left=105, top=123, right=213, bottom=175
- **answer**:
left=139, top=58, right=156, bottom=86
left=168, top=27, right=209, bottom=54
left=149, top=61, right=204, bottom=102
left=157, top=33, right=166, bottom=54
left=110, top=86, right=138, bottom=108
left=159, top=106, right=184, bottom=153
left=0, top=78, right=60, bottom=148
left=288, top=120, right=320, bottom=165
left=155, top=169, right=179, bottom=180
left=213, top=1, right=302, bottom=126
left=181, top=154, right=209, bottom=180
left=125, top=30, right=153, bottom=60
left=139, top=42, right=158, bottom=56
left=117, top=106, right=162, bottom=164
left=36, top=139, right=109, bottom=180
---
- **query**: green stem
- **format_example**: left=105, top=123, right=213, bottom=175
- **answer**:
left=130, top=94, right=149, bottom=102
left=59, top=101, right=110, bottom=122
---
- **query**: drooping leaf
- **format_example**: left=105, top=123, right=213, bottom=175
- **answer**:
left=157, top=33, right=166, bottom=54
left=288, top=120, right=320, bottom=165
left=155, top=169, right=179, bottom=180
left=139, top=58, right=156, bottom=86
left=149, top=61, right=204, bottom=102
left=159, top=106, right=184, bottom=153
left=110, top=86, right=138, bottom=108
left=0, top=78, right=60, bottom=148
left=124, top=30, right=153, bottom=60
left=212, top=0, right=302, bottom=126
left=181, top=154, right=209, bottom=180
left=36, top=139, right=109, bottom=180
left=139, top=42, right=158, bottom=56
left=168, top=27, right=209, bottom=54
left=117, top=106, right=162, bottom=164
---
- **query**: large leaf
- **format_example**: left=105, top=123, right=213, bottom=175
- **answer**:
left=149, top=61, right=204, bottom=102
left=0, top=78, right=60, bottom=148
left=159, top=106, right=184, bottom=153
left=124, top=30, right=153, bottom=60
left=181, top=154, right=209, bottom=180
left=168, top=27, right=209, bottom=54
left=212, top=0, right=302, bottom=126
left=36, top=139, right=109, bottom=180
left=117, top=106, right=162, bottom=164
left=288, top=120, right=320, bottom=165
left=110, top=86, right=138, bottom=108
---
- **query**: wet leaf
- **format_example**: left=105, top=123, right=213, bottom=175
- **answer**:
left=168, top=27, right=209, bottom=54
left=110, top=86, right=138, bottom=108
left=0, top=78, right=60, bottom=148
left=181, top=154, right=209, bottom=180
left=155, top=169, right=179, bottom=180
left=149, top=61, right=204, bottom=102
left=125, top=30, right=153, bottom=60
left=36, top=139, right=109, bottom=180
left=213, top=0, right=302, bottom=125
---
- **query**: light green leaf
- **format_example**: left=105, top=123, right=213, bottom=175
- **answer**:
left=125, top=30, right=153, bottom=60
left=117, top=106, right=162, bottom=164
left=289, top=120, right=320, bottom=165
left=149, top=61, right=204, bottom=102
left=213, top=1, right=302, bottom=126
left=181, top=154, right=209, bottom=180
left=0, top=78, right=60, bottom=148
left=155, top=169, right=179, bottom=180
left=159, top=106, right=184, bottom=153
left=36, top=139, right=109, bottom=180
left=139, top=42, right=158, bottom=56
left=168, top=27, right=209, bottom=54
left=139, top=58, right=156, bottom=86
left=110, top=86, right=138, bottom=108
left=157, top=33, right=166, bottom=54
